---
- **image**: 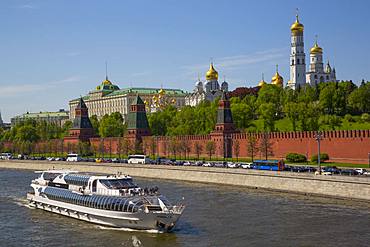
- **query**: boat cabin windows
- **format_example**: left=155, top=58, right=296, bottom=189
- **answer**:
left=92, top=180, right=97, bottom=193
left=100, top=179, right=136, bottom=190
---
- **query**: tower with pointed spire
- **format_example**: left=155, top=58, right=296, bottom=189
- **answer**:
left=126, top=95, right=151, bottom=145
left=64, top=97, right=94, bottom=143
left=288, top=12, right=306, bottom=89
left=0, top=110, right=4, bottom=127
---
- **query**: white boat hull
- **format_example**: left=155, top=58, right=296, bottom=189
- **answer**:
left=27, top=193, right=181, bottom=232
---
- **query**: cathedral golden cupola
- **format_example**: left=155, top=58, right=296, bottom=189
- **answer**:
left=291, top=14, right=304, bottom=35
left=310, top=41, right=323, bottom=54
left=206, top=63, right=219, bottom=81
left=258, top=73, right=267, bottom=87
left=271, top=65, right=284, bottom=87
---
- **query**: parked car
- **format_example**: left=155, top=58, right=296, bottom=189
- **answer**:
left=227, top=162, right=239, bottom=168
left=0, top=153, right=12, bottom=160
left=202, top=162, right=213, bottom=167
left=183, top=161, right=192, bottom=166
left=240, top=163, right=252, bottom=169
left=354, top=168, right=366, bottom=175
left=214, top=163, right=225, bottom=168
left=66, top=153, right=81, bottom=162
left=340, top=169, right=359, bottom=176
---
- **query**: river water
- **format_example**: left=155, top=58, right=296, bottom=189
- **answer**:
left=0, top=168, right=369, bottom=247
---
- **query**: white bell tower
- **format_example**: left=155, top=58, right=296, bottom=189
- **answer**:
left=288, top=13, right=306, bottom=89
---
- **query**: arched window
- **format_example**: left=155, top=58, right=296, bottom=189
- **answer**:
left=291, top=59, right=294, bottom=65
left=297, top=59, right=300, bottom=64
left=314, top=75, right=318, bottom=79
left=320, top=76, right=324, bottom=83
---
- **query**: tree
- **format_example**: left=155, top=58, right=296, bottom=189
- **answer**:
left=99, top=113, right=125, bottom=138
left=348, top=82, right=370, bottom=114
left=15, top=125, right=40, bottom=142
left=169, top=137, right=179, bottom=159
left=258, top=103, right=276, bottom=131
left=259, top=133, right=274, bottom=160
left=194, top=142, right=203, bottom=160
left=205, top=140, right=216, bottom=161
left=284, top=102, right=300, bottom=131
left=90, top=115, right=100, bottom=135
left=246, top=134, right=258, bottom=162
left=233, top=139, right=240, bottom=162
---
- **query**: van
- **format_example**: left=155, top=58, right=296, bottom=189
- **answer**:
left=128, top=155, right=149, bottom=164
left=66, top=153, right=82, bottom=162
left=0, top=153, right=12, bottom=160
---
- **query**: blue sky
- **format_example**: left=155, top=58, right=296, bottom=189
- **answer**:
left=1, top=0, right=370, bottom=122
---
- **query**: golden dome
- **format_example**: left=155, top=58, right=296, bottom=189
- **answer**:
left=258, top=80, right=267, bottom=87
left=206, top=63, right=219, bottom=81
left=310, top=42, right=323, bottom=54
left=102, top=77, right=112, bottom=85
left=258, top=73, right=267, bottom=87
left=291, top=15, right=304, bottom=34
left=271, top=66, right=284, bottom=87
left=159, top=88, right=165, bottom=95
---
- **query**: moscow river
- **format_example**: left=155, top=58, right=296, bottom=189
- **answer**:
left=1, top=168, right=370, bottom=247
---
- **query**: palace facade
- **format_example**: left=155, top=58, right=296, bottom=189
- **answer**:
left=69, top=76, right=187, bottom=121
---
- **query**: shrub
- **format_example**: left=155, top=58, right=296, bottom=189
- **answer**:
left=286, top=153, right=307, bottom=163
left=311, top=153, right=329, bottom=163
left=344, top=114, right=355, bottom=122
left=361, top=113, right=370, bottom=123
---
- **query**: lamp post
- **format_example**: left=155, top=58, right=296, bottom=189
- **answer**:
left=315, top=131, right=323, bottom=174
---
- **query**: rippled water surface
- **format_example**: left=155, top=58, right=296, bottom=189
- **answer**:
left=1, top=168, right=370, bottom=247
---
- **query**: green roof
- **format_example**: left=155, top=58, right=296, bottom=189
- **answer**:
left=70, top=87, right=188, bottom=102
left=13, top=111, right=69, bottom=119
left=107, top=87, right=188, bottom=97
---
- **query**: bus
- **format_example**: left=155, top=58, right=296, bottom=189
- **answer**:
left=128, top=155, right=148, bottom=164
left=252, top=160, right=285, bottom=171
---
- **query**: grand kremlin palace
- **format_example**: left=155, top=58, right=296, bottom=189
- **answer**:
left=69, top=77, right=187, bottom=120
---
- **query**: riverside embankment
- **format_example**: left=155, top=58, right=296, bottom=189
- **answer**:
left=1, top=160, right=370, bottom=201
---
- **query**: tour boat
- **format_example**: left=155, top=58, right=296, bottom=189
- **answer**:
left=27, top=170, right=185, bottom=232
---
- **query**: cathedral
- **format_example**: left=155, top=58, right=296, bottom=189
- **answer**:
left=287, top=14, right=337, bottom=89
left=185, top=63, right=228, bottom=106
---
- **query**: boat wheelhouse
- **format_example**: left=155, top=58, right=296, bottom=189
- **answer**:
left=27, top=170, right=184, bottom=232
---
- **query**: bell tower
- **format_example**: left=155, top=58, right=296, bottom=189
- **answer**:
left=288, top=12, right=306, bottom=89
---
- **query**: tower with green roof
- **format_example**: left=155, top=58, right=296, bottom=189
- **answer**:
left=126, top=95, right=151, bottom=144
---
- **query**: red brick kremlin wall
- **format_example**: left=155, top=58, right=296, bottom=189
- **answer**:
left=142, top=130, right=370, bottom=164
left=2, top=130, right=369, bottom=164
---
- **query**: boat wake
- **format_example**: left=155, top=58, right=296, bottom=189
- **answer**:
left=97, top=225, right=163, bottom=234
left=9, top=196, right=34, bottom=209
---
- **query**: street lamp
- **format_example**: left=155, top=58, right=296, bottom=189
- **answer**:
left=315, top=131, right=323, bottom=175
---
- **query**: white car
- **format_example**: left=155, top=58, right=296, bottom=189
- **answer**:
left=227, top=162, right=239, bottom=168
left=354, top=168, right=367, bottom=175
left=183, top=161, right=191, bottom=166
left=202, top=162, right=213, bottom=167
left=241, top=163, right=253, bottom=169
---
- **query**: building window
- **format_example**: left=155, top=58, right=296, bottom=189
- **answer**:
left=297, top=59, right=300, bottom=64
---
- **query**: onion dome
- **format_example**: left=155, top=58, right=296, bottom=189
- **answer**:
left=258, top=73, right=267, bottom=87
left=310, top=41, right=323, bottom=54
left=206, top=63, right=219, bottom=81
left=291, top=15, right=304, bottom=35
left=271, top=66, right=284, bottom=87
left=159, top=88, right=165, bottom=95
left=258, top=80, right=267, bottom=87
left=195, top=79, right=203, bottom=87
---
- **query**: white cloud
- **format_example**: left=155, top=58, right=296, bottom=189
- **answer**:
left=17, top=4, right=37, bottom=9
left=0, top=76, right=81, bottom=97
left=182, top=47, right=287, bottom=74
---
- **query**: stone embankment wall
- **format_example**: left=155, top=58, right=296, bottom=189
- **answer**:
left=1, top=160, right=370, bottom=202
